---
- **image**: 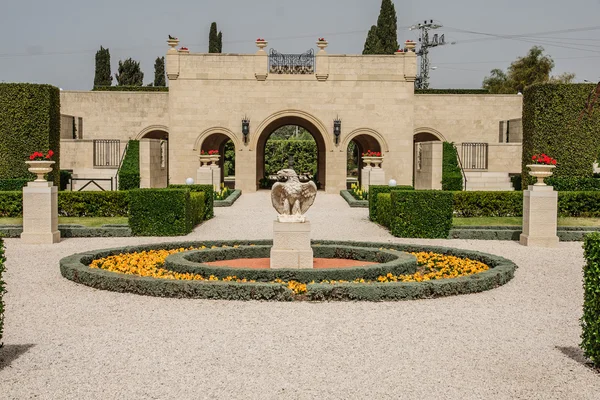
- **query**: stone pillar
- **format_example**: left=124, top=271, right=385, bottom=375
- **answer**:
left=196, top=166, right=213, bottom=185
left=369, top=168, right=386, bottom=185
left=270, top=221, right=313, bottom=269
left=361, top=166, right=372, bottom=189
left=211, top=164, right=222, bottom=189
left=519, top=185, right=559, bottom=247
left=414, top=142, right=443, bottom=190
left=21, top=181, right=60, bottom=244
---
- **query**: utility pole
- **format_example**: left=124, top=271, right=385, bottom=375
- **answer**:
left=409, top=20, right=450, bottom=89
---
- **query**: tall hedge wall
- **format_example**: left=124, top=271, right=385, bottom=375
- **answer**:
left=169, top=184, right=214, bottom=220
left=389, top=190, right=453, bottom=238
left=0, top=238, right=5, bottom=343
left=522, top=84, right=600, bottom=185
left=582, top=233, right=600, bottom=367
left=0, top=83, right=61, bottom=186
left=264, top=140, right=317, bottom=175
left=442, top=142, right=463, bottom=191
left=368, top=185, right=414, bottom=222
left=118, top=140, right=140, bottom=191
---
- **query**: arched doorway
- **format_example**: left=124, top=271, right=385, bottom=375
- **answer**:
left=137, top=127, right=169, bottom=188
left=256, top=116, right=327, bottom=190
left=199, top=132, right=236, bottom=188
left=413, top=129, right=444, bottom=190
left=346, top=134, right=382, bottom=189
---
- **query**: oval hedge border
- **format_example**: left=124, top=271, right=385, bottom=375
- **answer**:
left=59, top=240, right=517, bottom=302
left=163, top=245, right=417, bottom=283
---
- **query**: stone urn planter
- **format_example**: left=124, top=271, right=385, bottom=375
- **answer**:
left=167, top=38, right=180, bottom=48
left=527, top=164, right=556, bottom=186
left=316, top=40, right=328, bottom=51
left=199, top=155, right=212, bottom=167
left=209, top=154, right=220, bottom=166
left=405, top=41, right=416, bottom=52
left=362, top=156, right=383, bottom=169
left=26, top=160, right=55, bottom=182
left=256, top=40, right=268, bottom=51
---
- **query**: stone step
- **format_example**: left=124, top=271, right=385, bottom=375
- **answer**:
left=464, top=171, right=511, bottom=178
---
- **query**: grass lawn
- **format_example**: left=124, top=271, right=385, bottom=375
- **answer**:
left=0, top=217, right=128, bottom=227
left=453, top=217, right=600, bottom=227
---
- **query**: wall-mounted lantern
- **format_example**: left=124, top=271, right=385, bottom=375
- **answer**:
left=333, top=117, right=341, bottom=145
left=242, top=116, right=250, bottom=144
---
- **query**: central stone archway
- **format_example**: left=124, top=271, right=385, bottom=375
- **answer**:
left=254, top=111, right=330, bottom=190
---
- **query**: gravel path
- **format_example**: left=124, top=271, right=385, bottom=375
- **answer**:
left=0, top=192, right=598, bottom=399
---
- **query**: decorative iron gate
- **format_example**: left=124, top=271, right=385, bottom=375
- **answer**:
left=269, top=49, right=315, bottom=75
left=93, top=139, right=121, bottom=168
left=461, top=143, right=488, bottom=170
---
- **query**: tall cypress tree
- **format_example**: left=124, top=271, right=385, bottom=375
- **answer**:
left=209, top=22, right=219, bottom=53
left=217, top=31, right=223, bottom=53
left=362, top=0, right=399, bottom=55
left=115, top=58, right=144, bottom=86
left=153, top=56, right=166, bottom=87
left=376, top=0, right=399, bottom=54
left=94, top=46, right=112, bottom=87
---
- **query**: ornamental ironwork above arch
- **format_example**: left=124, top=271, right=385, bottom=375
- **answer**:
left=269, top=49, right=315, bottom=75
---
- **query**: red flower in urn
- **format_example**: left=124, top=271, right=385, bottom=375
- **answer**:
left=201, top=149, right=219, bottom=155
left=362, top=150, right=381, bottom=157
left=531, top=153, right=557, bottom=165
left=29, top=150, right=54, bottom=161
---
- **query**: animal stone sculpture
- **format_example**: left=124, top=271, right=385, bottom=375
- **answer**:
left=271, top=169, right=317, bottom=223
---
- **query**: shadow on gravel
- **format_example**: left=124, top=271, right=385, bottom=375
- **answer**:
left=556, top=346, right=600, bottom=374
left=0, top=344, right=35, bottom=371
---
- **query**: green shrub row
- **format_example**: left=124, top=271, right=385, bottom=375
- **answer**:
left=414, top=89, right=490, bottom=95
left=128, top=189, right=205, bottom=236
left=92, top=86, right=169, bottom=92
left=169, top=184, right=214, bottom=220
left=0, top=239, right=4, bottom=342
left=522, top=84, right=600, bottom=185
left=442, top=142, right=463, bottom=191
left=0, top=83, right=61, bottom=185
left=0, top=179, right=29, bottom=191
left=453, top=191, right=600, bottom=218
left=582, top=233, right=600, bottom=367
left=377, top=193, right=393, bottom=228
left=0, top=191, right=129, bottom=217
left=118, top=140, right=140, bottom=191
left=368, top=185, right=413, bottom=222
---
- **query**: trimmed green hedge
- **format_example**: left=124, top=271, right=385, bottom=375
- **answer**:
left=0, top=238, right=4, bottom=342
left=0, top=179, right=29, bottom=191
left=390, top=191, right=453, bottom=238
left=0, top=192, right=24, bottom=217
left=368, top=185, right=413, bottom=221
left=377, top=193, right=393, bottom=228
left=92, top=86, right=169, bottom=92
left=522, top=84, right=600, bottom=186
left=264, top=140, right=317, bottom=175
left=169, top=184, right=214, bottom=220
left=442, top=142, right=463, bottom=191
left=582, top=233, right=600, bottom=367
left=415, top=89, right=490, bottom=95
left=118, top=140, right=140, bottom=191
left=546, top=177, right=600, bottom=191
left=453, top=191, right=522, bottom=217
left=0, top=83, right=61, bottom=186
left=558, top=191, right=600, bottom=217
left=128, top=189, right=204, bottom=236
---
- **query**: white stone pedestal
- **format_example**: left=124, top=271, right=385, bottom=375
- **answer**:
left=361, top=166, right=372, bottom=189
left=196, top=166, right=221, bottom=188
left=369, top=168, right=386, bottom=186
left=21, top=181, right=60, bottom=244
left=519, top=185, right=559, bottom=247
left=270, top=221, right=313, bottom=269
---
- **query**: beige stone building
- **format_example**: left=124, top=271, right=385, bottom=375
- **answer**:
left=59, top=39, right=523, bottom=193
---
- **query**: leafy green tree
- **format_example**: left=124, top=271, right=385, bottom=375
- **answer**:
left=115, top=58, right=144, bottom=86
left=94, top=46, right=112, bottom=87
left=483, top=46, right=575, bottom=93
left=209, top=22, right=222, bottom=53
left=153, top=56, right=166, bottom=87
left=362, top=0, right=398, bottom=55
left=269, top=125, right=311, bottom=140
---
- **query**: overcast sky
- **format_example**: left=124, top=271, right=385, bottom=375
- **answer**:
left=1, top=0, right=600, bottom=90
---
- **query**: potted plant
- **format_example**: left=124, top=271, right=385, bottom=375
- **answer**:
left=256, top=38, right=268, bottom=50
left=179, top=46, right=189, bottom=54
left=405, top=40, right=416, bottom=52
left=527, top=153, right=558, bottom=186
left=362, top=150, right=383, bottom=168
left=26, top=150, right=55, bottom=182
left=316, top=37, right=328, bottom=51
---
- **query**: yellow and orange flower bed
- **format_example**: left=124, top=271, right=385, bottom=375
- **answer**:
left=90, top=247, right=489, bottom=295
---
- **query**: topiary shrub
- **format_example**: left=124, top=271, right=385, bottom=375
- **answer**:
left=442, top=142, right=463, bottom=191
left=118, top=140, right=140, bottom=191
left=0, top=179, right=29, bottom=191
left=0, top=238, right=4, bottom=343
left=582, top=232, right=600, bottom=367
left=453, top=191, right=523, bottom=217
left=522, top=84, right=600, bottom=186
left=368, top=185, right=413, bottom=221
left=58, top=191, right=129, bottom=217
left=546, top=177, right=600, bottom=191
left=390, top=191, right=453, bottom=238
left=169, top=184, right=214, bottom=220
left=377, top=193, right=393, bottom=228
left=129, top=189, right=198, bottom=236
left=0, top=83, right=61, bottom=186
